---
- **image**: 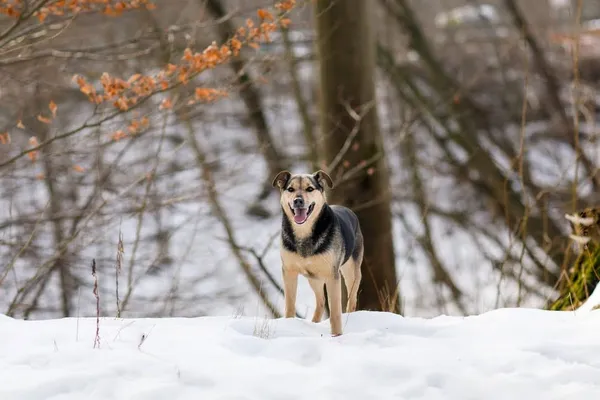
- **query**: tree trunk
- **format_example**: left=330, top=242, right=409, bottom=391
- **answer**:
left=313, top=0, right=401, bottom=313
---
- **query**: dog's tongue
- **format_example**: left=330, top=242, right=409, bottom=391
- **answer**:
left=293, top=208, right=308, bottom=223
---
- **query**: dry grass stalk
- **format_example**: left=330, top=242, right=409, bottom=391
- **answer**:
left=92, top=258, right=101, bottom=349
left=115, top=230, right=124, bottom=318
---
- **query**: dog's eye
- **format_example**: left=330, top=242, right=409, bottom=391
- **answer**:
left=286, top=187, right=294, bottom=192
left=306, top=187, right=314, bottom=192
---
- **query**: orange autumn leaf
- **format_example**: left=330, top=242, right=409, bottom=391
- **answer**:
left=0, top=4, right=21, bottom=18
left=81, top=84, right=94, bottom=95
left=128, top=74, right=141, bottom=84
left=36, top=10, right=47, bottom=22
left=257, top=9, right=273, bottom=21
left=114, top=97, right=129, bottom=111
left=111, top=130, right=127, bottom=141
left=49, top=100, right=57, bottom=117
left=73, top=164, right=85, bottom=173
left=230, top=38, right=242, bottom=55
left=37, top=114, right=52, bottom=124
left=128, top=119, right=142, bottom=133
left=73, top=75, right=96, bottom=98
left=35, top=173, right=45, bottom=180
left=275, top=0, right=296, bottom=11
left=0, top=132, right=10, bottom=144
left=28, top=151, right=39, bottom=162
left=183, top=48, right=193, bottom=62
left=165, top=63, right=178, bottom=75
left=16, top=120, right=25, bottom=129
left=194, top=88, right=209, bottom=99
left=28, top=136, right=40, bottom=161
left=220, top=44, right=232, bottom=58
left=159, top=98, right=173, bottom=110
left=194, top=88, right=226, bottom=101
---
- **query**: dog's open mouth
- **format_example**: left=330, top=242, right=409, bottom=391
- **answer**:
left=291, top=203, right=315, bottom=224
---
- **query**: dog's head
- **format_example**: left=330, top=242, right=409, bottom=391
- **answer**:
left=272, top=170, right=334, bottom=226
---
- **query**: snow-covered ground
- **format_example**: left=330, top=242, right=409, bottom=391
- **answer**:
left=3, top=305, right=600, bottom=399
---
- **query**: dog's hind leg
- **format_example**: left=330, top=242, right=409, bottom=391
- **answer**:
left=342, top=230, right=364, bottom=313
left=308, top=278, right=325, bottom=322
left=341, top=259, right=362, bottom=313
left=282, top=267, right=298, bottom=318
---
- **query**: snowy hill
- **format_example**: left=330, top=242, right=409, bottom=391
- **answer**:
left=2, top=308, right=600, bottom=399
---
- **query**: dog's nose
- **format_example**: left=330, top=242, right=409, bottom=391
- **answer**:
left=293, top=197, right=304, bottom=208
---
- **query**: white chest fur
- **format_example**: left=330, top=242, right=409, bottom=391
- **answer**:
left=280, top=248, right=336, bottom=280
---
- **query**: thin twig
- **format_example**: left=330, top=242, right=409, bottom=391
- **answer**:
left=327, top=99, right=375, bottom=173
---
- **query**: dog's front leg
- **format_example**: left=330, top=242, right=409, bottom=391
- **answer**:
left=326, top=276, right=343, bottom=336
left=282, top=267, right=298, bottom=318
left=308, top=278, right=325, bottom=322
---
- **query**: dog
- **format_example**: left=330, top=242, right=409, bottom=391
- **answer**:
left=272, top=170, right=364, bottom=336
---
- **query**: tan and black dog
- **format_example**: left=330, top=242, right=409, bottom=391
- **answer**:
left=272, top=170, right=364, bottom=336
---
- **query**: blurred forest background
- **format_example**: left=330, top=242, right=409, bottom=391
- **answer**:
left=1, top=0, right=599, bottom=321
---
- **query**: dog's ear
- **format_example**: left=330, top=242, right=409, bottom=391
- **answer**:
left=313, top=170, right=334, bottom=189
left=272, top=170, right=291, bottom=189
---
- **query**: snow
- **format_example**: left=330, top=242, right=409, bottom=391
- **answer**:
left=434, top=4, right=498, bottom=28
left=2, top=307, right=600, bottom=399
left=549, top=0, right=570, bottom=9
left=577, top=282, right=600, bottom=313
